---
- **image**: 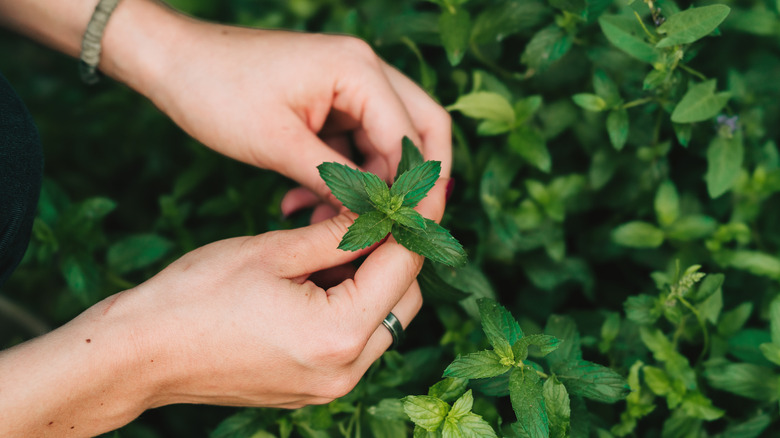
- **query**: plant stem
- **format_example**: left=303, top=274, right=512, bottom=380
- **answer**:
left=679, top=64, right=708, bottom=81
left=678, top=296, right=710, bottom=362
left=622, top=97, right=654, bottom=109
left=0, top=294, right=50, bottom=336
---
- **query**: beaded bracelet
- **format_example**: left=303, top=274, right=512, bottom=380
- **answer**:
left=79, top=0, right=122, bottom=84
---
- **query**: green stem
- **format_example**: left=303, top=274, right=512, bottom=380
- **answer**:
left=679, top=63, right=708, bottom=81
left=678, top=296, right=710, bottom=362
left=622, top=97, right=654, bottom=109
left=469, top=41, right=531, bottom=81
left=633, top=11, right=656, bottom=42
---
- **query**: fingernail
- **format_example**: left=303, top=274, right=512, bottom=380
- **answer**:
left=445, top=178, right=455, bottom=202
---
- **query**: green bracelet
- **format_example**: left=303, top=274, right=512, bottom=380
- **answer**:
left=79, top=0, right=122, bottom=84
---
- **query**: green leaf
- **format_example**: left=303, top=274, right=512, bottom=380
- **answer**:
left=641, top=365, right=672, bottom=396
left=717, top=250, right=780, bottom=279
left=656, top=5, right=731, bottom=48
left=515, top=334, right=561, bottom=360
left=338, top=211, right=392, bottom=251
left=704, top=361, right=779, bottom=401
left=521, top=25, right=572, bottom=71
left=544, top=315, right=583, bottom=366
left=717, top=302, right=753, bottom=336
left=477, top=298, right=523, bottom=358
left=770, top=295, right=780, bottom=344
left=598, top=15, right=659, bottom=63
left=318, top=162, right=375, bottom=214
left=391, top=161, right=441, bottom=208
left=402, top=395, right=450, bottom=432
left=665, top=215, right=717, bottom=241
left=611, top=221, right=665, bottom=248
left=76, top=197, right=117, bottom=222
left=508, top=126, right=551, bottom=173
left=396, top=137, right=425, bottom=180
left=447, top=92, right=515, bottom=125
left=514, top=95, right=543, bottom=125
left=443, top=350, right=511, bottom=379
left=654, top=180, right=680, bottom=227
left=390, top=206, right=427, bottom=231
left=428, top=378, right=469, bottom=402
left=606, top=109, right=629, bottom=151
left=453, top=413, right=498, bottom=437
left=392, top=220, right=467, bottom=267
left=680, top=392, right=724, bottom=421
left=572, top=93, right=607, bottom=112
left=509, top=367, right=549, bottom=438
left=554, top=360, right=631, bottom=403
left=543, top=377, right=571, bottom=438
left=671, top=80, right=731, bottom=124
left=107, top=234, right=174, bottom=275
left=471, top=0, right=550, bottom=45
left=439, top=7, right=471, bottom=66
left=593, top=69, right=621, bottom=106
left=624, top=294, right=662, bottom=325
left=689, top=273, right=724, bottom=302
left=720, top=413, right=772, bottom=438
left=60, top=254, right=99, bottom=305
left=759, top=342, right=780, bottom=366
left=705, top=132, right=743, bottom=198
left=448, top=389, right=473, bottom=420
left=363, top=171, right=393, bottom=210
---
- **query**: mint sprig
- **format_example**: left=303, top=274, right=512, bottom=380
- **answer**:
left=317, top=137, right=466, bottom=267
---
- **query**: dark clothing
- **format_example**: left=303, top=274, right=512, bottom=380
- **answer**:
left=0, top=73, right=43, bottom=287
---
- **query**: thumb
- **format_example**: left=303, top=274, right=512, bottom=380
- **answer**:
left=262, top=211, right=375, bottom=279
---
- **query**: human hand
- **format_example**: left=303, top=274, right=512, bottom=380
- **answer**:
left=116, top=181, right=448, bottom=409
left=0, top=181, right=447, bottom=437
left=122, top=13, right=451, bottom=220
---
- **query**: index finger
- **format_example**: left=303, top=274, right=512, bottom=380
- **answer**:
left=326, top=179, right=448, bottom=329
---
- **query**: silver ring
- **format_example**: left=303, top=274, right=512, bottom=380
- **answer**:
left=382, top=312, right=405, bottom=350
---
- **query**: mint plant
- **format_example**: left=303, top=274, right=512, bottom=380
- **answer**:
left=318, top=137, right=466, bottom=267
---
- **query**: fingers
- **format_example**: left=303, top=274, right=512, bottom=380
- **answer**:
left=326, top=180, right=447, bottom=325
left=328, top=44, right=422, bottom=181
left=352, top=280, right=423, bottom=371
left=380, top=62, right=453, bottom=178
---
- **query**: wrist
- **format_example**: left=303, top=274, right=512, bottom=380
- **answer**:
left=99, top=0, right=188, bottom=97
left=0, top=291, right=163, bottom=436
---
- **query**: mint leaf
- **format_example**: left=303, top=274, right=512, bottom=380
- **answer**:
left=443, top=350, right=511, bottom=379
left=338, top=211, right=392, bottom=251
left=363, top=171, right=393, bottom=209
left=477, top=298, right=524, bottom=359
left=448, top=389, right=473, bottom=420
left=402, top=395, right=450, bottom=432
left=389, top=206, right=427, bottom=231
left=554, top=360, right=630, bottom=403
left=391, top=160, right=441, bottom=208
left=513, top=334, right=560, bottom=361
left=509, top=367, right=549, bottom=438
left=396, top=136, right=425, bottom=179
left=428, top=377, right=469, bottom=403
left=671, top=79, right=731, bottom=124
left=392, top=220, right=467, bottom=267
left=456, top=413, right=498, bottom=437
left=318, top=162, right=375, bottom=214
left=543, top=377, right=571, bottom=438
left=656, top=5, right=731, bottom=48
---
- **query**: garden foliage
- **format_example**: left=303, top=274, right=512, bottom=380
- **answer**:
left=3, top=0, right=780, bottom=436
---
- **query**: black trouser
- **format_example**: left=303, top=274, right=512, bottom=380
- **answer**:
left=0, top=73, right=43, bottom=287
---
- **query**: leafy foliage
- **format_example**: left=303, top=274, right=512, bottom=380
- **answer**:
left=3, top=0, right=780, bottom=436
left=318, top=138, right=467, bottom=267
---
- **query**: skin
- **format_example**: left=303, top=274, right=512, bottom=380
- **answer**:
left=0, top=0, right=452, bottom=436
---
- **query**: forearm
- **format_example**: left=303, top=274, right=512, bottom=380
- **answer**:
left=0, top=293, right=161, bottom=438
left=0, top=0, right=184, bottom=97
